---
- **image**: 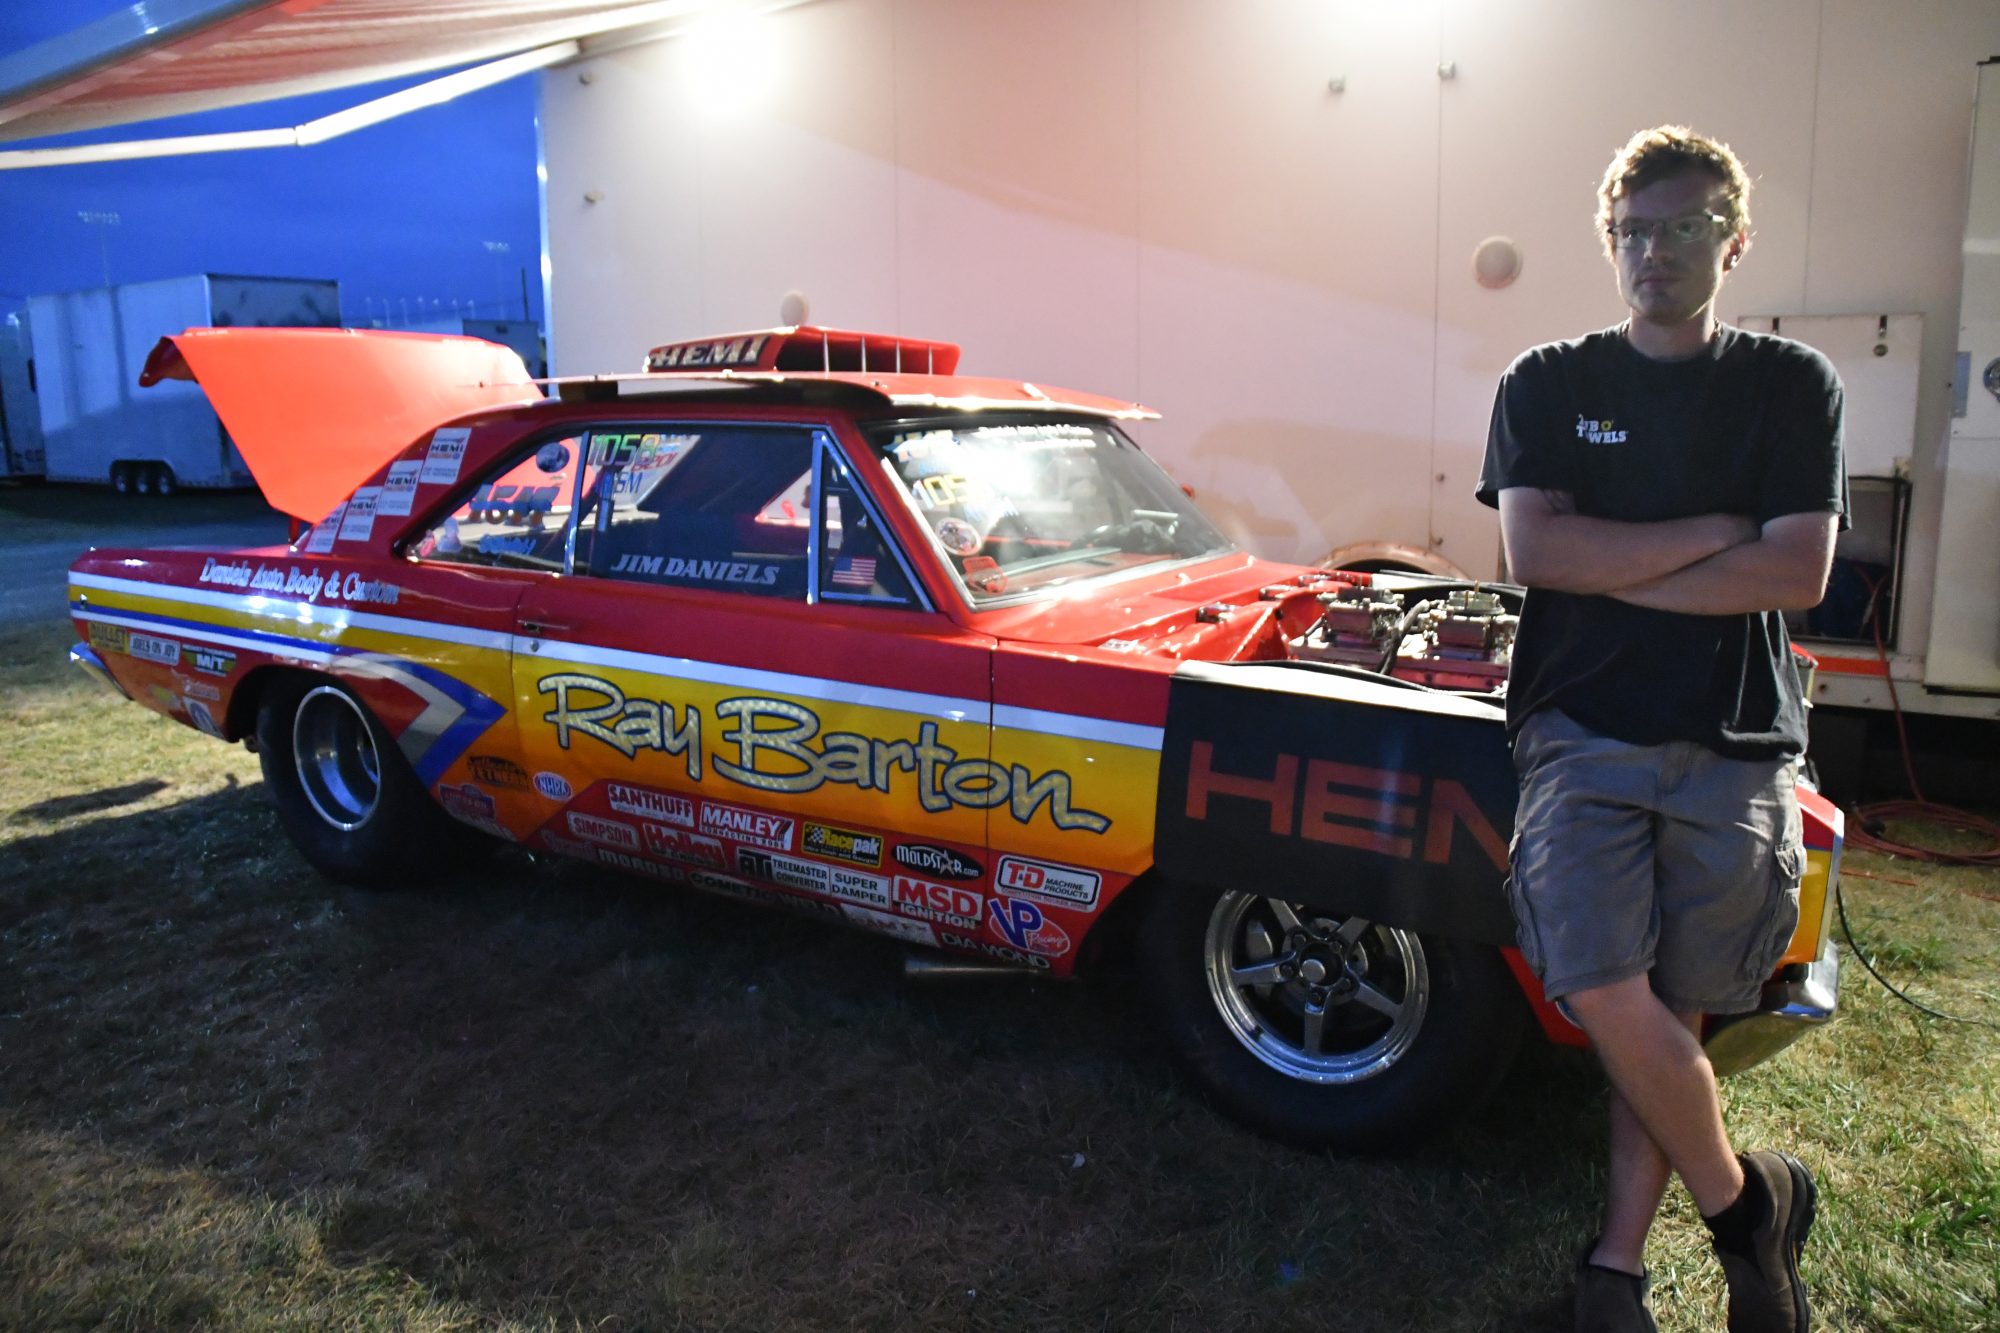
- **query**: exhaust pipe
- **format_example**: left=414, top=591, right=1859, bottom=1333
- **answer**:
left=902, top=949, right=1038, bottom=981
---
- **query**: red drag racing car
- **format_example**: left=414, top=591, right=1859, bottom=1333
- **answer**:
left=66, top=324, right=1842, bottom=1149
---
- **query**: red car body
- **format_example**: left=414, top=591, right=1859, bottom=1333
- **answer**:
left=67, top=324, right=1842, bottom=1148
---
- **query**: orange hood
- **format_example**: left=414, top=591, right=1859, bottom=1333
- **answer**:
left=141, top=327, right=541, bottom=523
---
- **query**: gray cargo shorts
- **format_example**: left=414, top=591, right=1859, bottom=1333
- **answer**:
left=1508, top=707, right=1804, bottom=1016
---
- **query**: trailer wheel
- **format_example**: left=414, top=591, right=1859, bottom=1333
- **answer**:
left=1139, top=883, right=1527, bottom=1151
left=153, top=464, right=178, bottom=496
left=110, top=462, right=135, bottom=495
left=255, top=675, right=471, bottom=888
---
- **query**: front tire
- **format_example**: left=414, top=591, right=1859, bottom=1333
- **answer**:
left=256, top=675, right=468, bottom=888
left=1139, top=882, right=1527, bottom=1151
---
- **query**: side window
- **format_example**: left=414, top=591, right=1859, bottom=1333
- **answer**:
left=575, top=426, right=811, bottom=598
left=409, top=436, right=581, bottom=571
left=818, top=449, right=919, bottom=606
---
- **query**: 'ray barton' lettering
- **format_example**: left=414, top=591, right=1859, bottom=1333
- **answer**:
left=538, top=673, right=1110, bottom=834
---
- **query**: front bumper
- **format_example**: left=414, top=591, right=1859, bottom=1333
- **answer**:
left=1703, top=937, right=1840, bottom=1077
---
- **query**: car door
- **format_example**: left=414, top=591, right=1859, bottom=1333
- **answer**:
left=508, top=417, right=997, bottom=943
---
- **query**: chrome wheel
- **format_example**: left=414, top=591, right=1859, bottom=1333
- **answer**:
left=292, top=684, right=382, bottom=831
left=1202, top=892, right=1430, bottom=1084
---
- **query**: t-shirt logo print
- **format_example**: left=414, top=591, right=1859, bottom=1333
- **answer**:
left=1576, top=415, right=1629, bottom=444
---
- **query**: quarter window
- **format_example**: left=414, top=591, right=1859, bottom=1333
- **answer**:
left=408, top=435, right=582, bottom=571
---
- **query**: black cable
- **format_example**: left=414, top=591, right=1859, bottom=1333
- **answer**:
left=1835, top=879, right=2000, bottom=1033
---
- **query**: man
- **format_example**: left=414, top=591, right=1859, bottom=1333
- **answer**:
left=1476, top=126, right=1845, bottom=1333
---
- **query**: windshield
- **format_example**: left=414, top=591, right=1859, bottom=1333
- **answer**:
left=870, top=419, right=1233, bottom=605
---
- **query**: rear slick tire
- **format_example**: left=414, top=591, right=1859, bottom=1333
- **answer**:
left=1138, top=881, right=1527, bottom=1152
left=256, top=675, right=470, bottom=888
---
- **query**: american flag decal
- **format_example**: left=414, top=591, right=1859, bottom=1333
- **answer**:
left=830, top=555, right=877, bottom=588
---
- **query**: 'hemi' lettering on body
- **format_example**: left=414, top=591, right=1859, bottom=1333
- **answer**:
left=1183, top=741, right=1507, bottom=871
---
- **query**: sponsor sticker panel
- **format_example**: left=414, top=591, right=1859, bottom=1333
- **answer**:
left=568, top=811, right=639, bottom=851
left=421, top=427, right=471, bottom=485
left=891, top=875, right=983, bottom=932
left=995, top=855, right=1102, bottom=909
left=842, top=905, right=936, bottom=947
left=803, top=821, right=883, bottom=868
left=985, top=896, right=1074, bottom=958
left=128, top=632, right=181, bottom=666
left=642, top=822, right=726, bottom=869
left=468, top=754, right=531, bottom=790
left=892, top=842, right=983, bottom=881
left=702, top=800, right=794, bottom=850
left=607, top=783, right=694, bottom=827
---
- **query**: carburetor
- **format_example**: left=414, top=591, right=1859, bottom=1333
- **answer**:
left=1289, top=582, right=1406, bottom=668
left=1394, top=588, right=1518, bottom=691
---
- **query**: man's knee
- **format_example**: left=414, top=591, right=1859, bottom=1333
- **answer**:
left=1561, top=974, right=1662, bottom=1032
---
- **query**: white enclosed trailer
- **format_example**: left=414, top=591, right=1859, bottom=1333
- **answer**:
left=28, top=273, right=339, bottom=492
left=0, top=312, right=42, bottom=480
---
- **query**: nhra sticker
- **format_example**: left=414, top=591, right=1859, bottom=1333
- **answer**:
left=127, top=633, right=181, bottom=666
left=421, top=427, right=471, bottom=485
left=701, top=801, right=794, bottom=850
left=377, top=460, right=423, bottom=517
left=303, top=503, right=343, bottom=554
left=994, top=855, right=1101, bottom=909
left=893, top=843, right=983, bottom=881
left=642, top=822, right=726, bottom=869
left=842, top=905, right=936, bottom=947
left=533, top=771, right=573, bottom=801
left=468, top=754, right=531, bottom=790
left=188, top=646, right=236, bottom=676
left=567, top=811, right=639, bottom=851
left=337, top=487, right=381, bottom=542
left=986, top=897, right=1073, bottom=958
left=802, top=822, right=883, bottom=868
left=891, top=875, right=983, bottom=931
left=608, top=783, right=694, bottom=827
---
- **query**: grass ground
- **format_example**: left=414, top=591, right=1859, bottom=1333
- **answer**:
left=1, top=502, right=1996, bottom=1331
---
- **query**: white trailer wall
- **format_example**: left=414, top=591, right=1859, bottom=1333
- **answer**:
left=542, top=0, right=2000, bottom=649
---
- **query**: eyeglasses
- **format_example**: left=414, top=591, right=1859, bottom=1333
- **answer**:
left=1606, top=211, right=1730, bottom=250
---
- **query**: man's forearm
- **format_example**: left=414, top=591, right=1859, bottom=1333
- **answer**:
left=1608, top=527, right=1833, bottom=614
left=1504, top=502, right=1755, bottom=595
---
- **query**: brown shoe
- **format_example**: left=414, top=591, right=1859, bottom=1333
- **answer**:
left=1712, top=1150, right=1817, bottom=1332
left=1575, top=1251, right=1658, bottom=1333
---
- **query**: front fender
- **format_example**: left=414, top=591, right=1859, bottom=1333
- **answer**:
left=1153, top=660, right=1517, bottom=947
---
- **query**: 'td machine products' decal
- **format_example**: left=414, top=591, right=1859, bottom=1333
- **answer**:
left=1154, top=661, right=1518, bottom=947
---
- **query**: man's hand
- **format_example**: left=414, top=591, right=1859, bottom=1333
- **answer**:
left=1498, top=488, right=1757, bottom=594
left=1607, top=511, right=1838, bottom=614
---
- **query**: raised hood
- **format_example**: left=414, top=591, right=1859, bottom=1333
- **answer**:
left=141, top=326, right=540, bottom=523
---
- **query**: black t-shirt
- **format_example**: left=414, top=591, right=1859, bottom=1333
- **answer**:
left=1476, top=324, right=1846, bottom=759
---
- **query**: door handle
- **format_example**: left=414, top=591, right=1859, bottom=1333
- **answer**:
left=519, top=619, right=576, bottom=636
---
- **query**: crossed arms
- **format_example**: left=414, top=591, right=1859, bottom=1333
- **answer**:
left=1497, top=488, right=1837, bottom=614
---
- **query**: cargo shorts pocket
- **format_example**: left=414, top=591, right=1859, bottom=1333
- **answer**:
left=1503, top=832, right=1547, bottom=981
left=1741, top=839, right=1805, bottom=983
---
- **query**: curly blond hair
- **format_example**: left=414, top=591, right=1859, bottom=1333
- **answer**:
left=1596, top=126, right=1752, bottom=247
